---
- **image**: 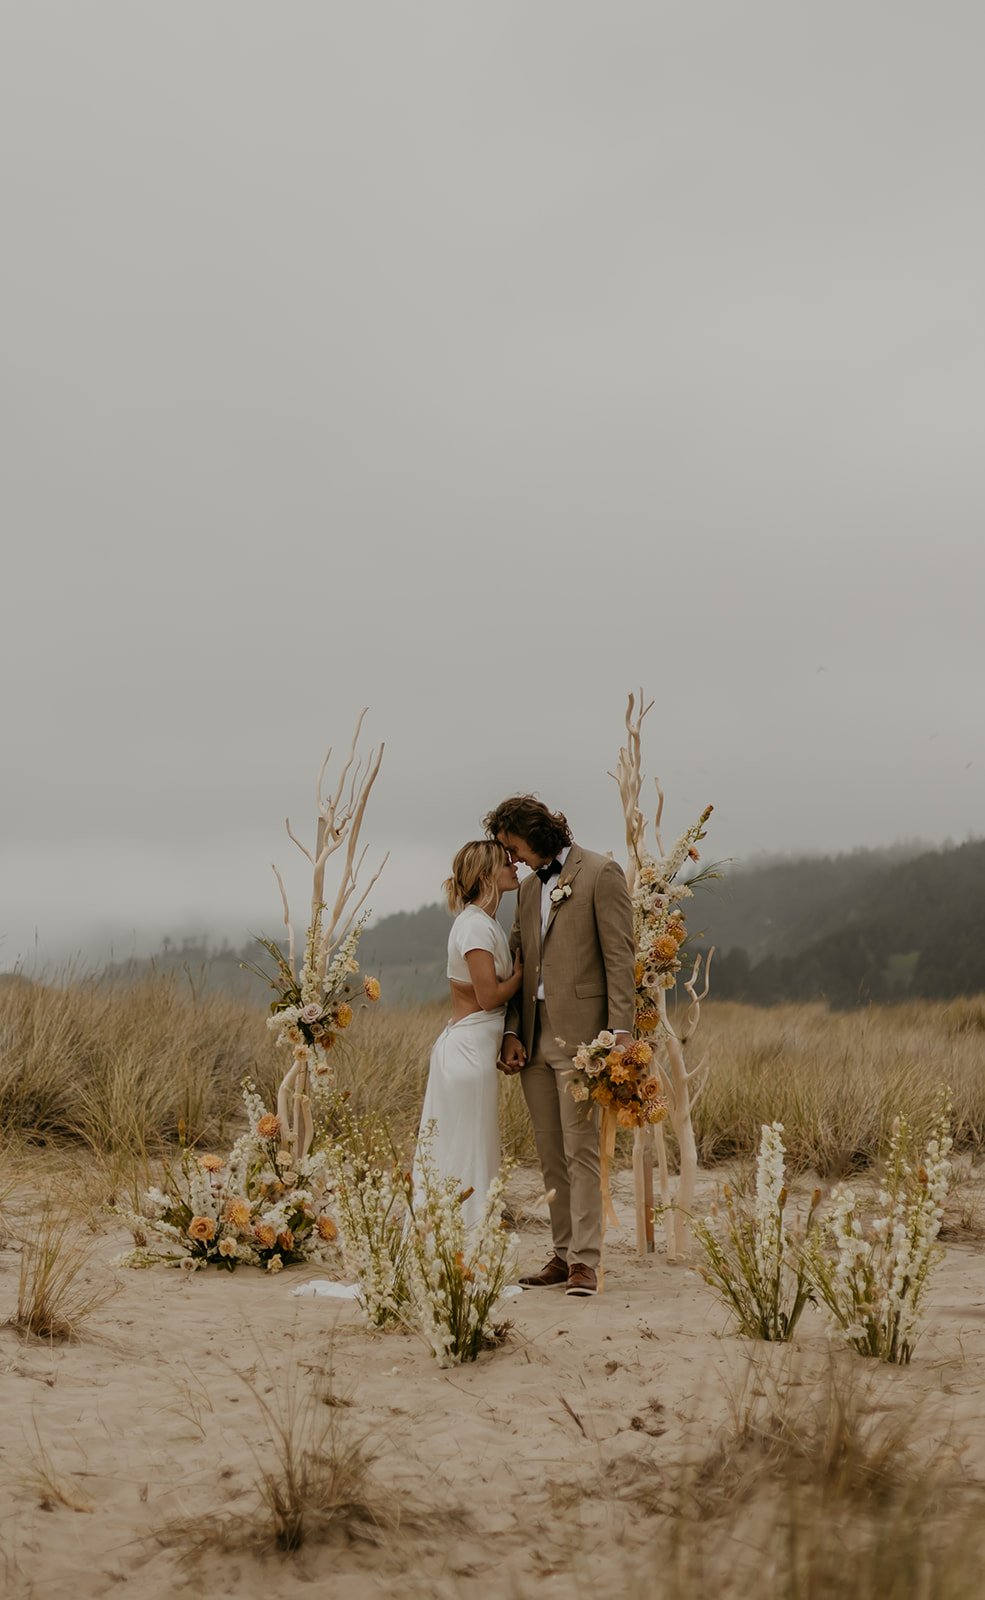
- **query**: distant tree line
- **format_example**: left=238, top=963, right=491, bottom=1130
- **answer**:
left=705, top=838, right=985, bottom=1007
left=92, top=837, right=985, bottom=1009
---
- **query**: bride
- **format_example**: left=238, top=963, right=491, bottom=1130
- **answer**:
left=415, top=840, right=522, bottom=1228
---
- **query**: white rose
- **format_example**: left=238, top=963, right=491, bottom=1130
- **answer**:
left=300, top=1003, right=322, bottom=1024
left=597, top=1030, right=616, bottom=1049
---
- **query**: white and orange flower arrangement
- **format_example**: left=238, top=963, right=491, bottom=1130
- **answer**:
left=245, top=712, right=389, bottom=1165
left=248, top=915, right=382, bottom=1095
left=566, top=1033, right=669, bottom=1130
left=116, top=1081, right=339, bottom=1273
left=404, top=1125, right=519, bottom=1366
left=631, top=804, right=714, bottom=1032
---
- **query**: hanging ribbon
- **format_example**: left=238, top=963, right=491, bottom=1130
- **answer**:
left=599, top=1106, right=620, bottom=1233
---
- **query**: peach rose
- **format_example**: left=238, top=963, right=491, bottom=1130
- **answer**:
left=187, top=1216, right=216, bottom=1242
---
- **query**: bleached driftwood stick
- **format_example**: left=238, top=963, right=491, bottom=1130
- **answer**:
left=611, top=689, right=715, bottom=1262
left=274, top=712, right=386, bottom=1163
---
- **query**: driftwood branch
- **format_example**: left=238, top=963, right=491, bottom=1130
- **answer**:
left=272, top=713, right=386, bottom=1162
left=611, top=687, right=715, bottom=1262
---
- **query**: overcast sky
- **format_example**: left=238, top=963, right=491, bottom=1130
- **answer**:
left=2, top=2, right=983, bottom=969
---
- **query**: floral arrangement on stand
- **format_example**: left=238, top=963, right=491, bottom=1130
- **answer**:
left=244, top=711, right=388, bottom=1165
left=610, top=689, right=719, bottom=1261
left=630, top=808, right=715, bottom=1031
left=117, top=1081, right=340, bottom=1273
left=693, top=1122, right=820, bottom=1342
left=566, top=1032, right=668, bottom=1245
left=804, top=1098, right=952, bottom=1365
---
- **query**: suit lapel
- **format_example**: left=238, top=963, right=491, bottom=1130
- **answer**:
left=520, top=873, right=542, bottom=963
left=543, top=845, right=583, bottom=942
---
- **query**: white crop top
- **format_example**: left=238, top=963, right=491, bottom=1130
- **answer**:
left=447, top=906, right=512, bottom=985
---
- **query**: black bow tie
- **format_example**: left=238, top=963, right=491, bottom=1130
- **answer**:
left=536, top=859, right=563, bottom=883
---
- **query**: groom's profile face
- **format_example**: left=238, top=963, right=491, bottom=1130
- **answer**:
left=495, top=831, right=545, bottom=872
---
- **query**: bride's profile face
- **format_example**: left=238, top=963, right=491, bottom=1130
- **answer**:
left=496, top=857, right=520, bottom=894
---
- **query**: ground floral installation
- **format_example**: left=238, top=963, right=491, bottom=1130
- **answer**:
left=117, top=1081, right=340, bottom=1273
left=610, top=689, right=719, bottom=1260
left=319, top=1112, right=518, bottom=1365
left=404, top=1127, right=518, bottom=1366
left=693, top=1122, right=820, bottom=1341
left=804, top=1096, right=953, bottom=1365
left=323, top=1113, right=412, bottom=1329
left=119, top=715, right=386, bottom=1275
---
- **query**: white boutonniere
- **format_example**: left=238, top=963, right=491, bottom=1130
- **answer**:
left=550, top=880, right=573, bottom=906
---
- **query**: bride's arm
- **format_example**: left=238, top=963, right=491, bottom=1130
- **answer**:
left=464, top=947, right=523, bottom=1011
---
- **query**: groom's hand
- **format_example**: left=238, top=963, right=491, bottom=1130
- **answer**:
left=498, top=1033, right=526, bottom=1075
left=613, top=1031, right=634, bottom=1049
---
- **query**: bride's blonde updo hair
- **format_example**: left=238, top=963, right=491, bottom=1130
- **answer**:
left=444, top=840, right=509, bottom=915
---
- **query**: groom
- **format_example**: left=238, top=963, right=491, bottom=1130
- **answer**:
left=484, top=795, right=635, bottom=1297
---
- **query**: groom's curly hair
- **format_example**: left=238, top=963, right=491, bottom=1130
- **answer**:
left=483, top=795, right=573, bottom=857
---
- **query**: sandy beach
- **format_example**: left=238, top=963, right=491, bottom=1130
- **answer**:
left=2, top=1158, right=984, bottom=1600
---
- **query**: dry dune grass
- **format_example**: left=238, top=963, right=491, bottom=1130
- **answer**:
left=9, top=1206, right=118, bottom=1341
left=686, top=998, right=985, bottom=1175
left=161, top=1351, right=387, bottom=1556
left=3, top=977, right=983, bottom=1184
left=0, top=974, right=283, bottom=1152
left=544, top=1351, right=983, bottom=1600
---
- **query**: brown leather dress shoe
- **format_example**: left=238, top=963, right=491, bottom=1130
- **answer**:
left=518, top=1254, right=569, bottom=1289
left=565, top=1264, right=598, bottom=1296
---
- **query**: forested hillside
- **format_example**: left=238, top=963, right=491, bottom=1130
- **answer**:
left=87, top=838, right=984, bottom=1008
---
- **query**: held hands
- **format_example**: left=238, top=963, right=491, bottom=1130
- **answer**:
left=497, top=1031, right=526, bottom=1076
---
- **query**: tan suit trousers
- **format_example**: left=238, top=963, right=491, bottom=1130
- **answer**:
left=521, top=1001, right=602, bottom=1271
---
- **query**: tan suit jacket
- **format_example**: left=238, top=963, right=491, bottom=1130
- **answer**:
left=505, top=844, right=635, bottom=1058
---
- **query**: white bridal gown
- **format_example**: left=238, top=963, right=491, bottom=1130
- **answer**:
left=293, top=905, right=512, bottom=1303
left=415, top=905, right=511, bottom=1231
